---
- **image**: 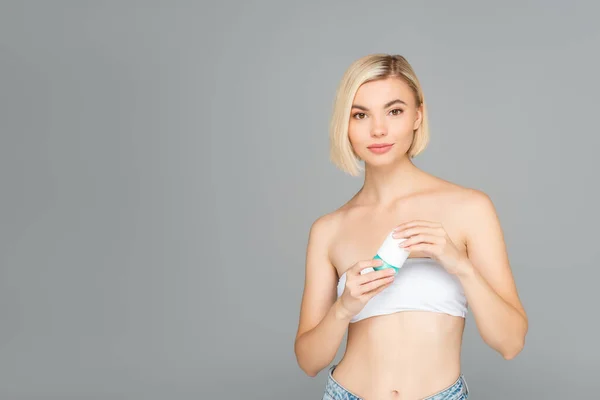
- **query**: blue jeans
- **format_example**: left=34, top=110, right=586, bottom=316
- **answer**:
left=322, top=365, right=469, bottom=400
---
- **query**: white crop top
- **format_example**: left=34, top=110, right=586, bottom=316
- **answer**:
left=337, top=257, right=468, bottom=323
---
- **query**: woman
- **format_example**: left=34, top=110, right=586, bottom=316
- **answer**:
left=294, top=54, right=528, bottom=400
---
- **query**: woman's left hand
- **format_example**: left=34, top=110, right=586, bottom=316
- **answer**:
left=393, top=220, right=469, bottom=276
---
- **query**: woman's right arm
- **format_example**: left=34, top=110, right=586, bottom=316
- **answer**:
left=294, top=216, right=394, bottom=377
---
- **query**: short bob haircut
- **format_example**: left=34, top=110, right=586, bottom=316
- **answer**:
left=329, top=54, right=430, bottom=176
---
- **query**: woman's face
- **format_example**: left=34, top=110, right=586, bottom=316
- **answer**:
left=348, top=77, right=422, bottom=168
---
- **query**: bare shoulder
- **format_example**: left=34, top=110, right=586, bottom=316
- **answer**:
left=427, top=176, right=496, bottom=215
left=452, top=185, right=498, bottom=223
left=308, top=192, right=361, bottom=239
left=420, top=178, right=500, bottom=244
left=307, top=208, right=344, bottom=247
left=424, top=175, right=505, bottom=245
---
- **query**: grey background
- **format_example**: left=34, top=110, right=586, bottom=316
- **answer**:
left=1, top=1, right=598, bottom=399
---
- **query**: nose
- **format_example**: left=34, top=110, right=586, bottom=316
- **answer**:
left=371, top=118, right=387, bottom=138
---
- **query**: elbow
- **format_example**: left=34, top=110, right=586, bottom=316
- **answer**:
left=294, top=339, right=320, bottom=378
left=501, top=335, right=526, bottom=360
left=501, top=347, right=522, bottom=360
left=295, top=356, right=319, bottom=377
left=501, top=316, right=528, bottom=360
left=300, top=365, right=319, bottom=378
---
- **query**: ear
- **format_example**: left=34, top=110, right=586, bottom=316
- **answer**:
left=413, top=103, right=423, bottom=131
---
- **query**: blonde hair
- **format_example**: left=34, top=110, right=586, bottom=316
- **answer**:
left=329, top=54, right=430, bottom=176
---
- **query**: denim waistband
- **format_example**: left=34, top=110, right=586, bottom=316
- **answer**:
left=323, top=365, right=469, bottom=400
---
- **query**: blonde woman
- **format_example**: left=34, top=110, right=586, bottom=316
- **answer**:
left=294, top=54, right=528, bottom=400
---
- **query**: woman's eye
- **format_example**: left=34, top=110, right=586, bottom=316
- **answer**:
left=390, top=108, right=404, bottom=116
left=353, top=113, right=366, bottom=119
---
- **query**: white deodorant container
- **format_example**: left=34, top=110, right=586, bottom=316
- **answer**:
left=372, top=230, right=410, bottom=273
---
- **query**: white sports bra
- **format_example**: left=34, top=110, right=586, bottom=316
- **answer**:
left=337, top=257, right=468, bottom=323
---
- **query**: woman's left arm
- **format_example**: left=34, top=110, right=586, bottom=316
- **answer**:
left=455, top=190, right=528, bottom=359
left=394, top=190, right=528, bottom=359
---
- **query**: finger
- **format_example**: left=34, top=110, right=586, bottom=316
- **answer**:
left=359, top=274, right=395, bottom=294
left=393, top=226, right=444, bottom=240
left=349, top=259, right=384, bottom=276
left=357, top=268, right=395, bottom=284
left=399, top=233, right=443, bottom=248
left=402, top=243, right=436, bottom=255
left=394, top=220, right=442, bottom=231
left=364, top=279, right=394, bottom=297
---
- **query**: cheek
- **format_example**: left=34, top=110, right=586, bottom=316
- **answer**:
left=390, top=118, right=417, bottom=139
left=392, top=114, right=415, bottom=130
left=347, top=122, right=364, bottom=144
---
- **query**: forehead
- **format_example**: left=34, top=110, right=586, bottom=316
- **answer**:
left=352, top=77, right=414, bottom=106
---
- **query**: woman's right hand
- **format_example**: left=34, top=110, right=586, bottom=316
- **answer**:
left=337, top=259, right=396, bottom=319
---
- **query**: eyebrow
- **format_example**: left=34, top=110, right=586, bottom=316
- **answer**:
left=351, top=99, right=407, bottom=111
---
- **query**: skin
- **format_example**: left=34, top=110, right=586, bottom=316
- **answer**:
left=294, top=77, right=528, bottom=399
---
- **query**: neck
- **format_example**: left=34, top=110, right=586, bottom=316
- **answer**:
left=357, top=156, right=426, bottom=207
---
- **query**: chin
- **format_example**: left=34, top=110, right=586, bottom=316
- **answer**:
left=363, top=157, right=397, bottom=169
left=364, top=153, right=410, bottom=169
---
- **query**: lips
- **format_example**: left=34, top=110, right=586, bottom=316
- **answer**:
left=368, top=143, right=393, bottom=149
left=367, top=143, right=394, bottom=154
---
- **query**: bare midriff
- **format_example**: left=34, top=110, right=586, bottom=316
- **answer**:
left=332, top=311, right=465, bottom=400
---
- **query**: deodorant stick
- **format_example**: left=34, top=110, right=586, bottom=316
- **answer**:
left=372, top=230, right=410, bottom=273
